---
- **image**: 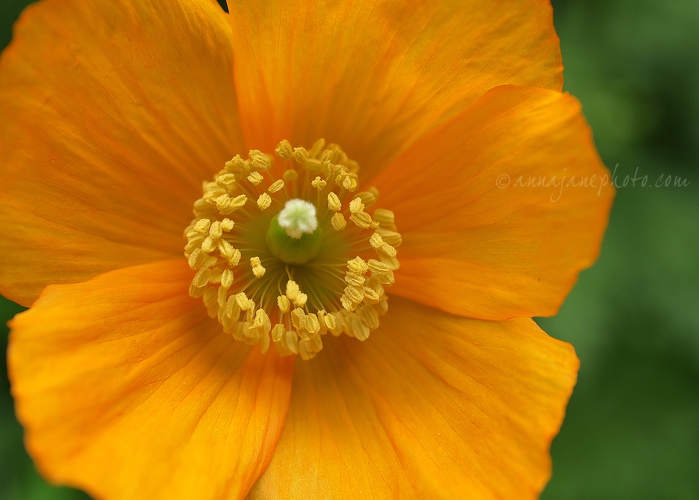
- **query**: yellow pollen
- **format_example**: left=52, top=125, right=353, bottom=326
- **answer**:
left=311, top=176, right=327, bottom=190
left=257, top=192, right=272, bottom=210
left=277, top=295, right=291, bottom=313
left=268, top=179, right=285, bottom=193
left=250, top=256, right=266, bottom=278
left=349, top=197, right=364, bottom=214
left=247, top=171, right=264, bottom=185
left=331, top=212, right=346, bottom=231
left=183, top=140, right=401, bottom=359
left=327, top=192, right=341, bottom=212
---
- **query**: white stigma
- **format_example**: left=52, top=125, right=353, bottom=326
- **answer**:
left=278, top=199, right=318, bottom=239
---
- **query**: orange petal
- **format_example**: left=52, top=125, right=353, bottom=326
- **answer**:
left=228, top=0, right=562, bottom=175
left=0, top=0, right=244, bottom=306
left=250, top=298, right=578, bottom=498
left=8, top=260, right=294, bottom=500
left=374, top=85, right=614, bottom=320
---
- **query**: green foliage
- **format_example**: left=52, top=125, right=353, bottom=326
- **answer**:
left=540, top=1, right=699, bottom=498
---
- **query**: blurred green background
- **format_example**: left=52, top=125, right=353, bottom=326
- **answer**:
left=1, top=0, right=698, bottom=498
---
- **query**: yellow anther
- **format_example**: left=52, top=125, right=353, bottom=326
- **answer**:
left=184, top=230, right=205, bottom=249
left=342, top=175, right=357, bottom=191
left=204, top=184, right=225, bottom=200
left=375, top=268, right=395, bottom=284
left=344, top=272, right=365, bottom=288
left=349, top=211, right=375, bottom=229
left=245, top=300, right=257, bottom=322
left=340, top=295, right=357, bottom=312
left=283, top=170, right=298, bottom=182
left=298, top=341, right=313, bottom=361
left=331, top=212, right=346, bottom=231
left=311, top=176, right=327, bottom=190
left=378, top=242, right=397, bottom=258
left=201, top=236, right=216, bottom=253
left=293, top=147, right=309, bottom=164
left=224, top=155, right=248, bottom=174
left=285, top=280, right=300, bottom=300
left=293, top=292, right=308, bottom=308
left=216, top=173, right=236, bottom=187
left=249, top=150, right=271, bottom=171
left=247, top=171, right=264, bottom=185
left=284, top=280, right=307, bottom=307
left=309, top=333, right=323, bottom=352
left=217, top=285, right=228, bottom=308
left=376, top=228, right=402, bottom=247
left=250, top=256, right=266, bottom=278
left=268, top=179, right=285, bottom=193
left=305, top=313, right=321, bottom=334
left=217, top=239, right=234, bottom=261
left=257, top=192, right=272, bottom=210
left=208, top=266, right=223, bottom=284
left=316, top=310, right=328, bottom=335
left=362, top=286, right=381, bottom=304
left=188, top=282, right=205, bottom=298
left=380, top=256, right=400, bottom=271
left=192, top=267, right=212, bottom=288
left=216, top=194, right=247, bottom=215
left=347, top=256, right=369, bottom=275
left=224, top=295, right=241, bottom=319
left=193, top=218, right=211, bottom=233
left=364, top=275, right=385, bottom=294
left=349, top=197, right=364, bottom=214
left=367, top=259, right=390, bottom=275
left=373, top=208, right=395, bottom=228
left=203, top=287, right=218, bottom=317
left=357, top=306, right=379, bottom=329
left=327, top=192, right=342, bottom=212
left=357, top=190, right=377, bottom=207
left=202, top=255, right=218, bottom=270
left=209, top=221, right=223, bottom=239
left=188, top=248, right=203, bottom=270
left=221, top=218, right=235, bottom=232
left=275, top=140, right=294, bottom=160
left=348, top=314, right=371, bottom=341
left=344, top=285, right=364, bottom=304
left=369, top=232, right=385, bottom=249
left=272, top=324, right=285, bottom=343
left=222, top=245, right=241, bottom=267
left=277, top=295, right=291, bottom=313
left=305, top=158, right=324, bottom=172
left=220, top=268, right=234, bottom=289
left=235, top=292, right=250, bottom=310
left=323, top=161, right=339, bottom=179
left=252, top=309, right=272, bottom=334
left=291, top=308, right=306, bottom=330
left=323, top=313, right=337, bottom=331
left=259, top=333, right=270, bottom=354
left=285, top=330, right=299, bottom=355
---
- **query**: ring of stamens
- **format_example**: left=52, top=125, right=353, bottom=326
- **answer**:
left=183, top=139, right=401, bottom=360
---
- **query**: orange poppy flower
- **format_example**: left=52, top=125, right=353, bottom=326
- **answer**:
left=0, top=0, right=613, bottom=498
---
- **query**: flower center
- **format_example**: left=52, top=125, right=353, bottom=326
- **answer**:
left=183, top=139, right=401, bottom=360
left=266, top=201, right=324, bottom=265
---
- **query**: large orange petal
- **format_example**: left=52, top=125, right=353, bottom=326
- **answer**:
left=8, top=260, right=294, bottom=500
left=374, top=85, right=614, bottom=320
left=0, top=0, right=244, bottom=306
left=250, top=298, right=577, bottom=498
left=227, top=0, right=562, bottom=175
